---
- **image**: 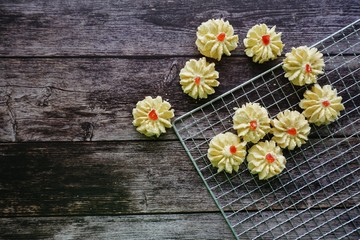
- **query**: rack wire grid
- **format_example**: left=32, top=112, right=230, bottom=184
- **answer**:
left=173, top=19, right=360, bottom=239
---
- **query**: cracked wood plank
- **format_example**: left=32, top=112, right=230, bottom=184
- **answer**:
left=0, top=57, right=360, bottom=141
left=0, top=0, right=359, bottom=56
left=0, top=56, right=358, bottom=142
left=0, top=139, right=358, bottom=217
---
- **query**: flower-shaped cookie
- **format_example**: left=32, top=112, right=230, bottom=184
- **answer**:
left=243, top=23, right=284, bottom=63
left=179, top=57, right=220, bottom=99
left=271, top=110, right=311, bottom=150
left=247, top=140, right=286, bottom=180
left=196, top=19, right=239, bottom=61
left=233, top=102, right=271, bottom=143
left=207, top=132, right=247, bottom=174
left=300, top=84, right=345, bottom=126
left=283, top=46, right=325, bottom=86
left=132, top=96, right=174, bottom=137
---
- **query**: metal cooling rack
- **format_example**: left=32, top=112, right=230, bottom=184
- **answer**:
left=173, top=19, right=360, bottom=239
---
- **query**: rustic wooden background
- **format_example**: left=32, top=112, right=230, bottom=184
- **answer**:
left=0, top=1, right=359, bottom=239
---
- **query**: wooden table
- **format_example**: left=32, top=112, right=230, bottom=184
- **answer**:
left=0, top=1, right=359, bottom=239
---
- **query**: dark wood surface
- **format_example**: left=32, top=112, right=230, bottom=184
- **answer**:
left=0, top=1, right=359, bottom=239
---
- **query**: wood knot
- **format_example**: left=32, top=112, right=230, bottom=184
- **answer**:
left=37, top=86, right=53, bottom=107
left=163, top=60, right=179, bottom=87
left=81, top=122, right=94, bottom=141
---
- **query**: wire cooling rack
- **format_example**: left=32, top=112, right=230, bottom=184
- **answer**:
left=173, top=19, right=360, bottom=239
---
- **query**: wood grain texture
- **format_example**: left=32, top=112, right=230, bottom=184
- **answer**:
left=0, top=214, right=234, bottom=240
left=0, top=0, right=359, bottom=57
left=0, top=209, right=359, bottom=240
left=0, top=1, right=359, bottom=239
left=0, top=56, right=358, bottom=142
left=0, top=139, right=358, bottom=217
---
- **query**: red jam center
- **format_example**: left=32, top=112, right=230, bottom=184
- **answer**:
left=262, top=35, right=270, bottom=45
left=217, top=32, right=226, bottom=41
left=249, top=120, right=258, bottom=131
left=305, top=64, right=312, bottom=73
left=287, top=127, right=297, bottom=136
left=194, top=77, right=201, bottom=85
left=148, top=109, right=158, bottom=120
left=265, top=153, right=275, bottom=163
left=229, top=145, right=237, bottom=154
left=322, top=100, right=331, bottom=107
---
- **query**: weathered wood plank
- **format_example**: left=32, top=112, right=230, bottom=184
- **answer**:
left=0, top=2, right=358, bottom=240
left=0, top=0, right=359, bottom=56
left=0, top=139, right=358, bottom=217
left=0, top=56, right=358, bottom=142
left=0, top=214, right=234, bottom=240
left=0, top=209, right=358, bottom=239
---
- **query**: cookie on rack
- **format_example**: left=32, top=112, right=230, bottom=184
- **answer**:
left=179, top=57, right=220, bottom=99
left=283, top=46, right=325, bottom=86
left=243, top=23, right=284, bottom=63
left=271, top=110, right=311, bottom=150
left=207, top=132, right=247, bottom=174
left=247, top=140, right=286, bottom=180
left=196, top=19, right=239, bottom=61
left=132, top=96, right=174, bottom=137
left=300, top=84, right=345, bottom=126
left=233, top=102, right=271, bottom=143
